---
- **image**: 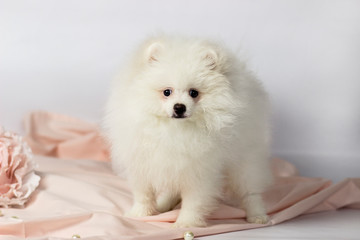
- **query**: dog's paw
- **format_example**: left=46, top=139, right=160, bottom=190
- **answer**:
left=125, top=203, right=159, bottom=217
left=172, top=214, right=207, bottom=228
left=247, top=215, right=270, bottom=224
left=172, top=219, right=207, bottom=228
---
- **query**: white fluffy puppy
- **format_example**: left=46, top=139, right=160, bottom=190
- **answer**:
left=103, top=35, right=272, bottom=228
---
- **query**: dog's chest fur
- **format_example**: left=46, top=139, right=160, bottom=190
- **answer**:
left=129, top=119, right=224, bottom=189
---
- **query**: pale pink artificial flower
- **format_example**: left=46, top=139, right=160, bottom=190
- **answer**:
left=0, top=126, right=40, bottom=207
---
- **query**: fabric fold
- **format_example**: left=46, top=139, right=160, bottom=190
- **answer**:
left=24, top=111, right=109, bottom=162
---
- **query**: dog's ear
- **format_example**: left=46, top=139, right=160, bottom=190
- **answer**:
left=201, top=45, right=229, bottom=73
left=146, top=42, right=163, bottom=63
left=202, top=49, right=218, bottom=70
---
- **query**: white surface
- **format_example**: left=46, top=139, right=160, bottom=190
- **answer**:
left=1, top=1, right=359, bottom=181
left=200, top=209, right=360, bottom=240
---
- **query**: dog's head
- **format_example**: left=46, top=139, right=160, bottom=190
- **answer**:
left=132, top=36, right=238, bottom=130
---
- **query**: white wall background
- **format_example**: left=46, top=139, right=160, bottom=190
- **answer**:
left=1, top=0, right=359, bottom=182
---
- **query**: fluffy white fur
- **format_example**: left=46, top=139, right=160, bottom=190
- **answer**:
left=103, top=35, right=273, bottom=227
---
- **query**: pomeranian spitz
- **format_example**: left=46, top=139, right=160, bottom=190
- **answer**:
left=103, top=35, right=272, bottom=228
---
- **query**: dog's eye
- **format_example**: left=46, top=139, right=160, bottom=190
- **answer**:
left=163, top=89, right=172, bottom=97
left=189, top=89, right=199, bottom=98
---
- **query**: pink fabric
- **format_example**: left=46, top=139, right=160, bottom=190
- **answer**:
left=23, top=111, right=109, bottom=162
left=0, top=156, right=358, bottom=240
left=0, top=111, right=358, bottom=239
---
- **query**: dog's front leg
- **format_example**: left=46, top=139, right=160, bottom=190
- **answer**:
left=126, top=183, right=159, bottom=217
left=173, top=176, right=220, bottom=228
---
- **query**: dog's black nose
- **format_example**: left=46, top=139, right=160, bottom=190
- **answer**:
left=173, top=103, right=186, bottom=117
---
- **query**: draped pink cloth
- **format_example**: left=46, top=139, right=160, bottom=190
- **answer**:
left=23, top=111, right=109, bottom=162
left=0, top=111, right=359, bottom=239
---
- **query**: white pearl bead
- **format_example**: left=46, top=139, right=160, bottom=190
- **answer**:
left=183, top=231, right=194, bottom=240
